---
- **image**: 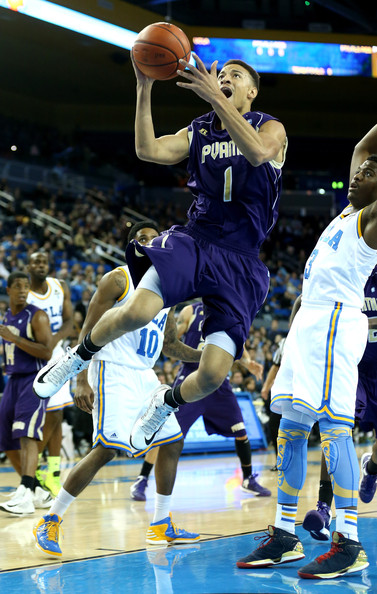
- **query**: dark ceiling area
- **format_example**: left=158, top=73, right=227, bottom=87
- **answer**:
left=0, top=0, right=376, bottom=144
left=123, top=0, right=377, bottom=35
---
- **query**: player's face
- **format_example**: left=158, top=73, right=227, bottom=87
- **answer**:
left=134, top=227, right=159, bottom=245
left=7, top=278, right=30, bottom=307
left=348, top=160, right=377, bottom=209
left=217, top=65, right=257, bottom=113
left=28, top=253, right=49, bottom=280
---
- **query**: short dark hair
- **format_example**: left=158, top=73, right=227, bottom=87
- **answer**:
left=8, top=271, right=29, bottom=287
left=222, top=59, right=260, bottom=91
left=127, top=220, right=159, bottom=244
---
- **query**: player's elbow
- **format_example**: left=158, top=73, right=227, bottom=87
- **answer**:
left=135, top=145, right=154, bottom=162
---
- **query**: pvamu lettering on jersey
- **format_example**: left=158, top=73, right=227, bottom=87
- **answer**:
left=201, top=141, right=242, bottom=162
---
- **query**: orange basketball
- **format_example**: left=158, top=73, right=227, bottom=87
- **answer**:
left=132, top=22, right=191, bottom=81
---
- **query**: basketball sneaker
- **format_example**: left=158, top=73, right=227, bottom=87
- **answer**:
left=302, top=501, right=332, bottom=541
left=43, top=472, right=62, bottom=498
left=34, top=486, right=54, bottom=509
left=236, top=525, right=305, bottom=568
left=0, top=485, right=35, bottom=515
left=297, top=531, right=369, bottom=579
left=241, top=474, right=271, bottom=496
left=130, top=384, right=175, bottom=451
left=34, top=514, right=63, bottom=557
left=130, top=476, right=148, bottom=501
left=33, top=346, right=90, bottom=399
left=146, top=513, right=200, bottom=545
left=359, top=452, right=377, bottom=503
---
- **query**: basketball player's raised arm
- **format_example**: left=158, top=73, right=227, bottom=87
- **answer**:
left=176, top=52, right=286, bottom=166
left=75, top=270, right=126, bottom=413
left=350, top=124, right=377, bottom=181
left=162, top=307, right=201, bottom=362
left=351, top=125, right=377, bottom=251
left=132, top=53, right=189, bottom=165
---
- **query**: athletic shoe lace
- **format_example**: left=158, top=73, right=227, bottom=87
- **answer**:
left=140, top=399, right=172, bottom=432
left=316, top=540, right=342, bottom=564
left=47, top=348, right=86, bottom=383
left=317, top=501, right=330, bottom=516
left=254, top=529, right=274, bottom=549
left=44, top=520, right=62, bottom=543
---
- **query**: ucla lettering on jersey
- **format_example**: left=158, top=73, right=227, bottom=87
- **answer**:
left=27, top=277, right=65, bottom=359
left=302, top=209, right=377, bottom=308
left=93, top=266, right=170, bottom=370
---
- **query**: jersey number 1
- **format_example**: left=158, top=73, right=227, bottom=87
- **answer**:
left=223, top=166, right=232, bottom=202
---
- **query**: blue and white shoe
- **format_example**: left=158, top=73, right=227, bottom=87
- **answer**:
left=302, top=501, right=332, bottom=541
left=34, top=514, right=63, bottom=557
left=359, top=452, right=377, bottom=504
left=146, top=513, right=200, bottom=545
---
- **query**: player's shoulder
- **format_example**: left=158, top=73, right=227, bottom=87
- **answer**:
left=190, top=110, right=216, bottom=128
left=105, top=266, right=133, bottom=299
left=247, top=111, right=281, bottom=127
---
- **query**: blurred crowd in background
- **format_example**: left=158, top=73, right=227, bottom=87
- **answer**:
left=0, top=114, right=350, bottom=456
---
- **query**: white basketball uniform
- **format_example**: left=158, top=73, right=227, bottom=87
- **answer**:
left=272, top=206, right=377, bottom=426
left=27, top=277, right=73, bottom=411
left=88, top=266, right=182, bottom=458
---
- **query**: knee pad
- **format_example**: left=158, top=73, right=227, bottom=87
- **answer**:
left=319, top=418, right=358, bottom=508
left=276, top=418, right=311, bottom=503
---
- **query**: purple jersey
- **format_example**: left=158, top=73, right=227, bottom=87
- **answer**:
left=358, top=266, right=377, bottom=377
left=2, top=304, right=46, bottom=375
left=178, top=301, right=204, bottom=374
left=186, top=110, right=283, bottom=253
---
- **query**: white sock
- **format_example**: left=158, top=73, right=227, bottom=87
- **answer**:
left=153, top=493, right=171, bottom=523
left=336, top=508, right=358, bottom=541
left=49, top=487, right=76, bottom=518
left=275, top=503, right=297, bottom=534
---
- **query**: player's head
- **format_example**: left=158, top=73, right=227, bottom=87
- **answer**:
left=348, top=155, right=377, bottom=209
left=219, top=60, right=259, bottom=111
left=27, top=251, right=50, bottom=281
left=7, top=272, right=30, bottom=306
left=127, top=220, right=160, bottom=246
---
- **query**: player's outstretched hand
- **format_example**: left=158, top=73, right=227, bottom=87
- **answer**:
left=176, top=52, right=222, bottom=104
left=130, top=50, right=155, bottom=85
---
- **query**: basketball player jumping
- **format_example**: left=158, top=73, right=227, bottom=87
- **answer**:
left=33, top=52, right=287, bottom=459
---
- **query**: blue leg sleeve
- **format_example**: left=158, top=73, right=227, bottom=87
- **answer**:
left=319, top=418, right=359, bottom=508
left=277, top=418, right=311, bottom=505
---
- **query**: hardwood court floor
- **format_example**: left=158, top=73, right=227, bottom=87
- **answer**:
left=0, top=445, right=376, bottom=593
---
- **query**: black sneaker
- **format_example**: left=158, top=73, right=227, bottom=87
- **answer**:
left=236, top=525, right=305, bottom=568
left=298, top=531, right=369, bottom=579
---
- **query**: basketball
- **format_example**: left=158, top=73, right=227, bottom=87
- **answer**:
left=132, top=22, right=191, bottom=81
